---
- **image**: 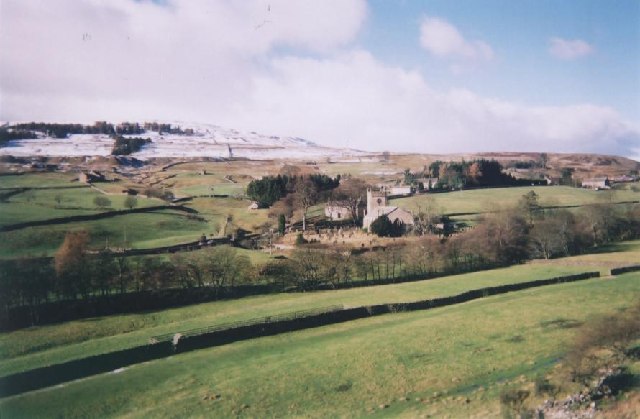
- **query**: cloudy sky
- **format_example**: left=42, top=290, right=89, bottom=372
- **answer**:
left=1, top=0, right=639, bottom=159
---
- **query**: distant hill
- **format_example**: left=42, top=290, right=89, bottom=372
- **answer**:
left=0, top=121, right=365, bottom=160
left=1, top=122, right=637, bottom=180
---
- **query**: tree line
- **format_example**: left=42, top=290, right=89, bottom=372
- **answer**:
left=405, top=159, right=547, bottom=190
left=1, top=193, right=638, bottom=324
left=246, top=174, right=340, bottom=208
left=5, top=121, right=175, bottom=141
left=0, top=129, right=38, bottom=146
left=111, top=136, right=151, bottom=155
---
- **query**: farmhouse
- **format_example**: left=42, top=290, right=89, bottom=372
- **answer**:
left=389, top=185, right=413, bottom=196
left=78, top=170, right=106, bottom=183
left=362, top=188, right=414, bottom=230
left=581, top=177, right=610, bottom=190
left=325, top=202, right=351, bottom=220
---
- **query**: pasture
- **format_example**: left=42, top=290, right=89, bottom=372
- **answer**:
left=0, top=172, right=78, bottom=188
left=0, top=210, right=209, bottom=258
left=1, top=271, right=639, bottom=417
left=0, top=263, right=599, bottom=376
left=0, top=186, right=163, bottom=228
left=4, top=235, right=640, bottom=379
left=393, top=185, right=639, bottom=215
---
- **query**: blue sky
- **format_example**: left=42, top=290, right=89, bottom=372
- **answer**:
left=1, top=0, right=639, bottom=159
left=363, top=0, right=639, bottom=121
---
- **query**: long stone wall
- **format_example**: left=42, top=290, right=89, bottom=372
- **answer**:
left=0, top=271, right=600, bottom=398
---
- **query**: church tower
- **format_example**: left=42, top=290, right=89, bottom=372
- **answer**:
left=366, top=187, right=387, bottom=216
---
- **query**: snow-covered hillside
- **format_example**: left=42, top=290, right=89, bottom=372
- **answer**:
left=0, top=122, right=366, bottom=160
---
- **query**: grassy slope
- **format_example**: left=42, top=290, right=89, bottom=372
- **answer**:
left=187, top=197, right=271, bottom=232
left=0, top=210, right=209, bottom=258
left=0, top=187, right=163, bottom=227
left=393, top=185, right=639, bottom=215
left=1, top=273, right=639, bottom=418
left=0, top=264, right=590, bottom=376
left=0, top=173, right=77, bottom=188
left=3, top=238, right=639, bottom=375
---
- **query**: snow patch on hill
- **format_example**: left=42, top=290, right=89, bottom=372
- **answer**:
left=0, top=122, right=366, bottom=160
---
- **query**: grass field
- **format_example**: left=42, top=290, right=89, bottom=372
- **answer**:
left=3, top=239, right=639, bottom=375
left=0, top=210, right=210, bottom=258
left=0, top=173, right=78, bottom=188
left=393, top=185, right=639, bottom=215
left=1, top=272, right=638, bottom=418
left=188, top=197, right=271, bottom=232
left=0, top=187, right=163, bottom=227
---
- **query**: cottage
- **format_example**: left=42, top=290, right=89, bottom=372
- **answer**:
left=78, top=170, right=106, bottom=183
left=581, top=177, right=610, bottom=190
left=362, top=188, right=414, bottom=230
left=325, top=202, right=352, bottom=220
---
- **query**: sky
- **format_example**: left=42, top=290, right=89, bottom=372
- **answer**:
left=1, top=0, right=639, bottom=160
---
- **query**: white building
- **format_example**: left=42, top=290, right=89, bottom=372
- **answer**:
left=581, top=177, right=610, bottom=190
left=325, top=202, right=351, bottom=220
left=390, top=185, right=413, bottom=196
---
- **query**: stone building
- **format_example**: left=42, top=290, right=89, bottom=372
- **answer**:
left=362, top=188, right=414, bottom=230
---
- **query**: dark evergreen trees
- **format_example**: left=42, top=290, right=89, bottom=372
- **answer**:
left=246, top=174, right=339, bottom=208
left=370, top=215, right=404, bottom=237
left=111, top=136, right=151, bottom=155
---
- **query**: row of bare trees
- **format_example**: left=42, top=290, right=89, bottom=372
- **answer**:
left=1, top=198, right=638, bottom=317
left=0, top=233, right=255, bottom=314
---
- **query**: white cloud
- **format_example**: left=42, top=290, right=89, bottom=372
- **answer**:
left=549, top=37, right=594, bottom=60
left=224, top=51, right=639, bottom=157
left=419, top=17, right=494, bottom=62
left=0, top=0, right=368, bottom=121
left=1, top=1, right=637, bottom=160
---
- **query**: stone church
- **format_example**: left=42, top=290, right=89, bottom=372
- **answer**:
left=362, top=188, right=414, bottom=231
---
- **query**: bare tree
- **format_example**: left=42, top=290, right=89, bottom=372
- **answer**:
left=332, top=178, right=368, bottom=225
left=294, top=178, right=317, bottom=231
left=414, top=195, right=440, bottom=235
left=200, top=246, right=253, bottom=291
left=54, top=230, right=91, bottom=299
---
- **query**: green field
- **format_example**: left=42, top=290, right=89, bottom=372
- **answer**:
left=0, top=187, right=163, bottom=227
left=187, top=197, right=271, bottom=232
left=3, top=173, right=636, bottom=261
left=2, top=272, right=638, bottom=418
left=393, top=185, right=639, bottom=215
left=0, top=173, right=78, bottom=189
left=0, top=210, right=210, bottom=258
left=4, top=238, right=640, bottom=376
left=166, top=172, right=247, bottom=197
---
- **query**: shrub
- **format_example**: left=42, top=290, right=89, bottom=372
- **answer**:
left=370, top=215, right=404, bottom=237
left=499, top=388, right=530, bottom=419
left=534, top=375, right=558, bottom=397
left=93, top=196, right=111, bottom=208
left=124, top=195, right=138, bottom=210
left=295, top=233, right=307, bottom=245
left=566, top=300, right=640, bottom=383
